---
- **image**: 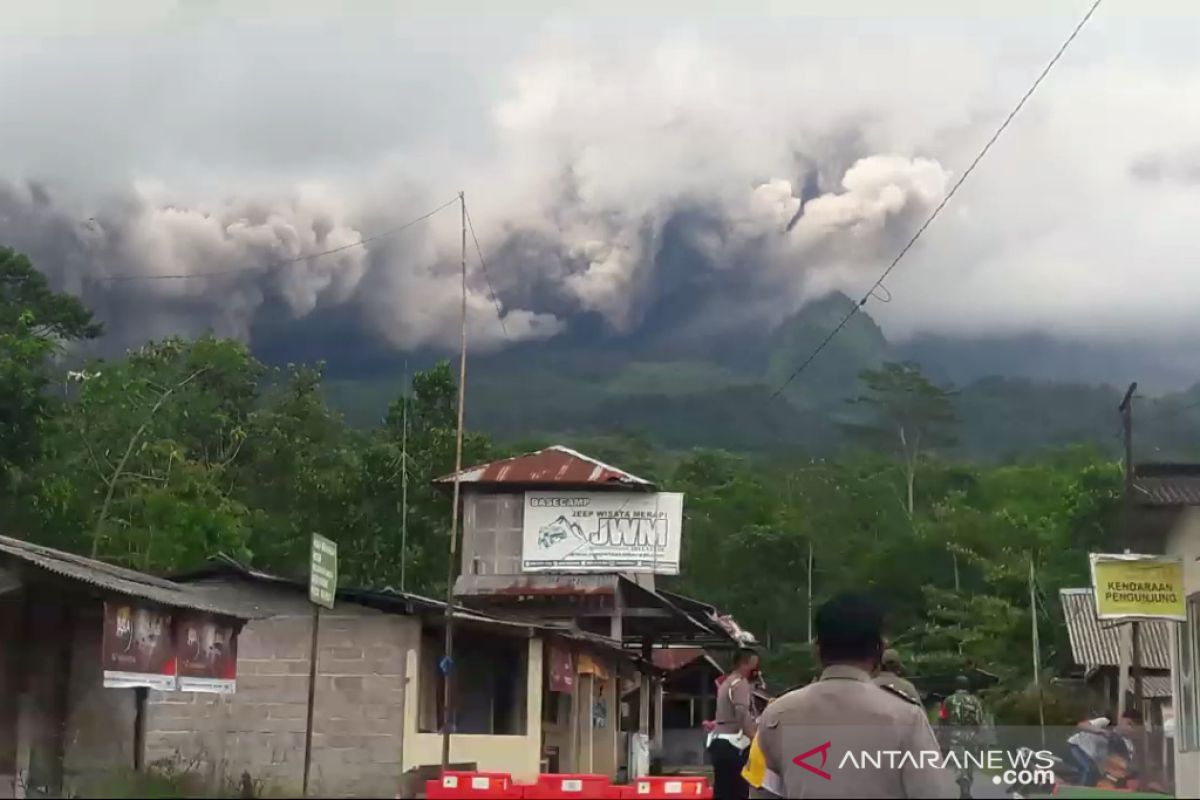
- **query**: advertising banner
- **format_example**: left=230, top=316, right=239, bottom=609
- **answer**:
left=522, top=491, right=683, bottom=574
left=175, top=612, right=238, bottom=694
left=101, top=602, right=177, bottom=690
left=1090, top=553, right=1185, bottom=621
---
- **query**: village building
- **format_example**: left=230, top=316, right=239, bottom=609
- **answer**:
left=1119, top=461, right=1200, bottom=796
left=437, top=445, right=756, bottom=780
left=1059, top=586, right=1172, bottom=714
left=157, top=557, right=652, bottom=797
left=1059, top=585, right=1175, bottom=780
left=0, top=534, right=255, bottom=798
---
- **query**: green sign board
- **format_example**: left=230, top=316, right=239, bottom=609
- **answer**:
left=309, top=533, right=338, bottom=609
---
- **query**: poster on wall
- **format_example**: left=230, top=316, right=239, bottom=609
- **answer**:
left=522, top=491, right=683, bottom=574
left=1090, top=553, right=1185, bottom=621
left=547, top=643, right=575, bottom=694
left=101, top=602, right=177, bottom=690
left=175, top=612, right=239, bottom=693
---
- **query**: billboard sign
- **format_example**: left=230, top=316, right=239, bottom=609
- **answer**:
left=175, top=612, right=239, bottom=694
left=522, top=491, right=683, bottom=574
left=101, top=602, right=177, bottom=690
left=1090, top=553, right=1185, bottom=621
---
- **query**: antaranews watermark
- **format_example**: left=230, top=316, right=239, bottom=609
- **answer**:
left=834, top=747, right=1056, bottom=787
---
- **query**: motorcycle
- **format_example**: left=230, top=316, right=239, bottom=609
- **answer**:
left=1005, top=737, right=1136, bottom=797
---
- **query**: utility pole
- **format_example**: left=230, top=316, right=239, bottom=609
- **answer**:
left=440, top=191, right=469, bottom=772
left=806, top=541, right=814, bottom=644
left=1118, top=383, right=1147, bottom=778
left=1029, top=552, right=1045, bottom=745
left=400, top=359, right=409, bottom=593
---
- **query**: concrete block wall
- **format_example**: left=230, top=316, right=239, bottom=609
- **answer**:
left=145, top=581, right=414, bottom=798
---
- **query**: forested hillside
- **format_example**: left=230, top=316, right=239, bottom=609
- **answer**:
left=321, top=292, right=1200, bottom=464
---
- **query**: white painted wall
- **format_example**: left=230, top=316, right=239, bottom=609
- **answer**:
left=1165, top=509, right=1200, bottom=797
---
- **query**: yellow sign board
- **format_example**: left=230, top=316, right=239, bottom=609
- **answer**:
left=1090, top=553, right=1185, bottom=621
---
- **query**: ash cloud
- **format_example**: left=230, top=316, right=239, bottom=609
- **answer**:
left=4, top=3, right=1200, bottom=372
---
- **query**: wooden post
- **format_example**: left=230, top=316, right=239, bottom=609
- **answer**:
left=639, top=640, right=651, bottom=739
left=608, top=669, right=620, bottom=781
left=1132, top=621, right=1147, bottom=777
left=1029, top=553, right=1045, bottom=746
left=133, top=688, right=148, bottom=772
left=581, top=673, right=594, bottom=774
left=652, top=678, right=663, bottom=756
left=1119, top=383, right=1137, bottom=501
left=568, top=654, right=580, bottom=773
left=610, top=585, right=623, bottom=643
left=302, top=605, right=320, bottom=797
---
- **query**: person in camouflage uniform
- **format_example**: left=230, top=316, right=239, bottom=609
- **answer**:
left=940, top=676, right=985, bottom=799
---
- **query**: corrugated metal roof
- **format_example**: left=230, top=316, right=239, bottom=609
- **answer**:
left=435, top=445, right=653, bottom=488
left=1143, top=675, right=1172, bottom=699
left=1059, top=588, right=1171, bottom=670
left=0, top=534, right=257, bottom=619
left=659, top=589, right=759, bottom=647
left=653, top=647, right=708, bottom=672
left=1132, top=463, right=1200, bottom=506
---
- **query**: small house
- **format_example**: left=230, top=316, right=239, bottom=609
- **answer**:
left=154, top=558, right=648, bottom=797
left=0, top=534, right=255, bottom=798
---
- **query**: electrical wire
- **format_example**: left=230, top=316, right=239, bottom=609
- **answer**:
left=95, top=195, right=460, bottom=282
left=462, top=202, right=509, bottom=339
left=770, top=0, right=1104, bottom=398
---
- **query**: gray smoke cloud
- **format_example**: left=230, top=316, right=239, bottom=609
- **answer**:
left=3, top=2, right=1200, bottom=366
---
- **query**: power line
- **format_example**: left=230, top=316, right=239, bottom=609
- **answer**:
left=771, top=0, right=1103, bottom=398
left=462, top=201, right=509, bottom=338
left=1144, top=396, right=1200, bottom=424
left=95, top=195, right=460, bottom=282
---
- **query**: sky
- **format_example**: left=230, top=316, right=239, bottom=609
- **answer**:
left=3, top=0, right=1200, bottom=382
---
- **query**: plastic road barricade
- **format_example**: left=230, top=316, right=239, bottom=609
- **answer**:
left=627, top=776, right=712, bottom=799
left=521, top=774, right=613, bottom=799
left=427, top=771, right=521, bottom=799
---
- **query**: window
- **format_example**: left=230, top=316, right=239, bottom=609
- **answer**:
left=465, top=495, right=524, bottom=576
left=418, top=626, right=528, bottom=735
left=1176, top=596, right=1200, bottom=752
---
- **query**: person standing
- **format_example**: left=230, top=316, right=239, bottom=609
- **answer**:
left=940, top=676, right=985, bottom=799
left=874, top=649, right=921, bottom=704
left=709, top=649, right=760, bottom=799
left=753, top=594, right=956, bottom=798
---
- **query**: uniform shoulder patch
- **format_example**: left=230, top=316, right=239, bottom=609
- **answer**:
left=877, top=682, right=921, bottom=706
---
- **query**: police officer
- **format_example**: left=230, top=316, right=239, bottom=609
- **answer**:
left=874, top=649, right=921, bottom=704
left=753, top=594, right=956, bottom=798
left=709, top=649, right=760, bottom=799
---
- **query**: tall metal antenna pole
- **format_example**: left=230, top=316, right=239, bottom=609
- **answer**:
left=440, top=191, right=468, bottom=771
left=400, top=358, right=409, bottom=592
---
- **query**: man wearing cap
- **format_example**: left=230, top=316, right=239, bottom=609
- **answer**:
left=751, top=593, right=956, bottom=798
left=874, top=649, right=921, bottom=705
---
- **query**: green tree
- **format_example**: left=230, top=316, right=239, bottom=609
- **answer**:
left=347, top=360, right=491, bottom=594
left=844, top=361, right=958, bottom=517
left=10, top=336, right=257, bottom=570
left=0, top=247, right=101, bottom=484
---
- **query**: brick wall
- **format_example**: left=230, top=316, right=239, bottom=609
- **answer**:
left=145, top=580, right=415, bottom=798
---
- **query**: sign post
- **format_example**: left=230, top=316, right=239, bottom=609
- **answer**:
left=303, top=534, right=337, bottom=797
left=1090, top=552, right=1183, bottom=784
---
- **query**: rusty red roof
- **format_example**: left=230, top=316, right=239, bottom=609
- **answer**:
left=435, top=445, right=653, bottom=488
